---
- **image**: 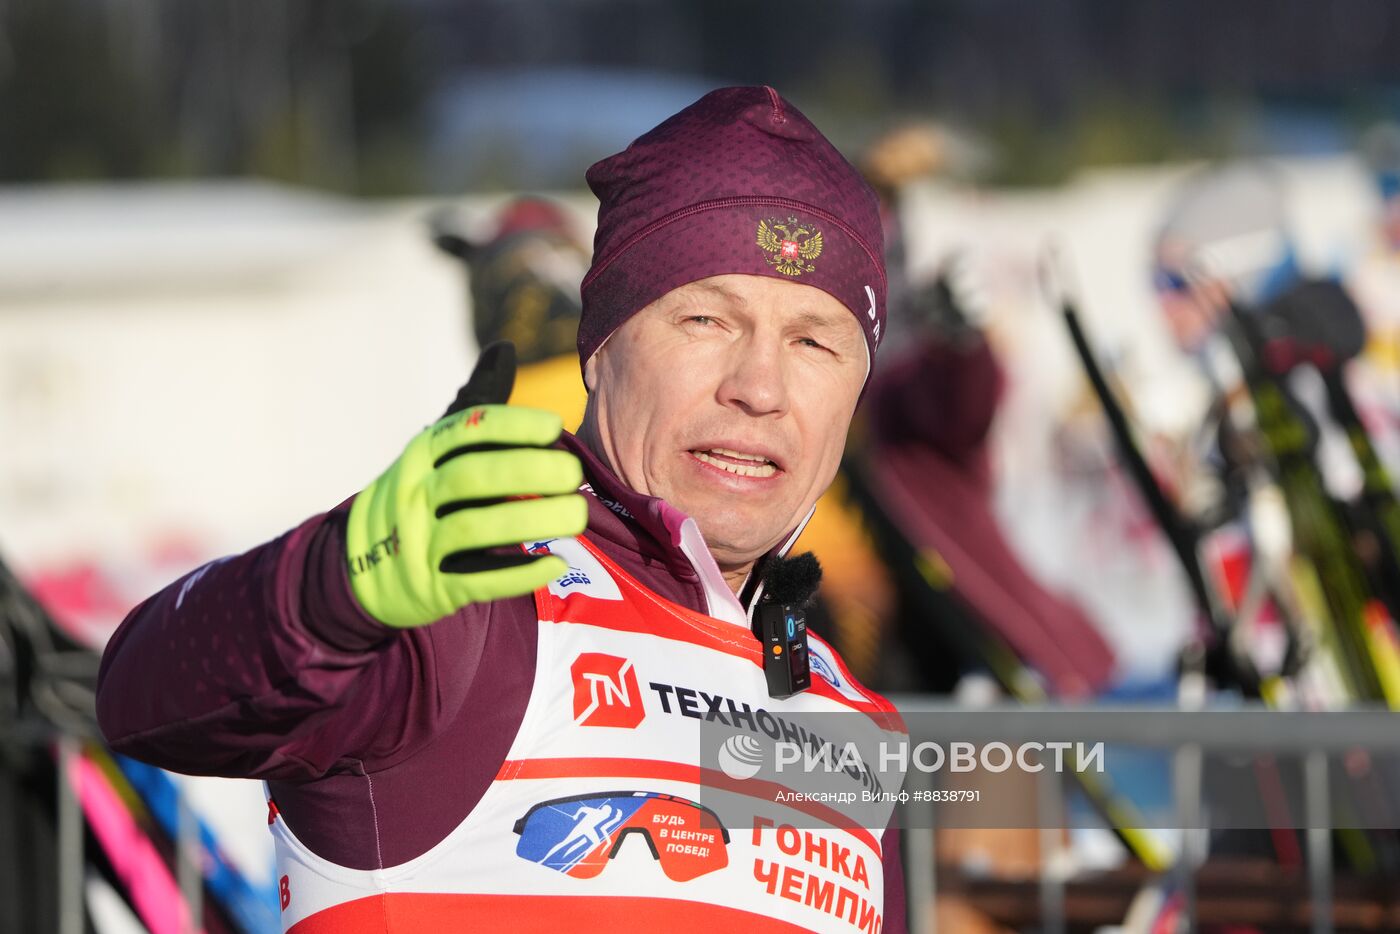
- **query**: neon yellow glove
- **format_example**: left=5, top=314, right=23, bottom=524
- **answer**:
left=346, top=343, right=587, bottom=628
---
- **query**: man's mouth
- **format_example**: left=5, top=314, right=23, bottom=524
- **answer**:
left=690, top=447, right=780, bottom=479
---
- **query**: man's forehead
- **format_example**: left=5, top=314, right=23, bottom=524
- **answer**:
left=665, top=274, right=853, bottom=325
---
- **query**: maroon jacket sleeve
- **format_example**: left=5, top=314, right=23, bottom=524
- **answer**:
left=96, top=502, right=486, bottom=782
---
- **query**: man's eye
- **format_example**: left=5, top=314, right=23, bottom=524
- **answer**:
left=798, top=337, right=829, bottom=351
left=686, top=315, right=715, bottom=326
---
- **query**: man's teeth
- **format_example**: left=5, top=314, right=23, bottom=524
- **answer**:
left=694, top=449, right=777, bottom=478
left=709, top=447, right=767, bottom=462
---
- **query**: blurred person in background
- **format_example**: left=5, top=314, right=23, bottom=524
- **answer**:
left=836, top=123, right=1116, bottom=700
left=1136, top=160, right=1400, bottom=905
left=846, top=126, right=1119, bottom=934
left=1152, top=164, right=1299, bottom=364
left=859, top=122, right=947, bottom=341
left=94, top=87, right=908, bottom=932
left=1144, top=164, right=1316, bottom=690
left=1344, top=123, right=1400, bottom=479
left=847, top=269, right=1117, bottom=699
left=431, top=194, right=593, bottom=430
left=1145, top=161, right=1400, bottom=712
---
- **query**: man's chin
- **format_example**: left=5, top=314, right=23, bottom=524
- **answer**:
left=683, top=510, right=792, bottom=566
left=704, top=542, right=779, bottom=576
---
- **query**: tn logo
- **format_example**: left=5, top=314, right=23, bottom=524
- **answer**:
left=571, top=653, right=645, bottom=729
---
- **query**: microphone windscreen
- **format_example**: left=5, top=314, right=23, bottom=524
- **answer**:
left=760, top=552, right=823, bottom=607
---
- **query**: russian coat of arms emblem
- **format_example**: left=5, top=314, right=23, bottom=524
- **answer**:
left=755, top=216, right=823, bottom=276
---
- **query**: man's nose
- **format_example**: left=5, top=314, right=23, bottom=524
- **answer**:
left=715, top=333, right=789, bottom=417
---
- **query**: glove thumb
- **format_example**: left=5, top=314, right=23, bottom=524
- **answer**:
left=443, top=340, right=517, bottom=417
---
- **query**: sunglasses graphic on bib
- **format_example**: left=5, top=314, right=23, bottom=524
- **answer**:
left=513, top=791, right=730, bottom=882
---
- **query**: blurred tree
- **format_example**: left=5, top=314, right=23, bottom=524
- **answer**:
left=4, top=0, right=1400, bottom=192
left=0, top=0, right=158, bottom=181
left=0, top=0, right=429, bottom=193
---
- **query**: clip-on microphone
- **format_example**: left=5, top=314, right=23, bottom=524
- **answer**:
left=754, top=552, right=823, bottom=699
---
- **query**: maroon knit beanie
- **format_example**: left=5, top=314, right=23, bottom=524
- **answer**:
left=579, top=86, right=887, bottom=380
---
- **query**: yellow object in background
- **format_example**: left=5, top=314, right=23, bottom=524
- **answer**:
left=510, top=354, right=589, bottom=433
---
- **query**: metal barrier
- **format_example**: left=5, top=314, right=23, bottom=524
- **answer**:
left=887, top=698, right=1400, bottom=934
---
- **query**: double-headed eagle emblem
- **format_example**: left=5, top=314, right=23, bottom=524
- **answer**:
left=756, top=216, right=823, bottom=277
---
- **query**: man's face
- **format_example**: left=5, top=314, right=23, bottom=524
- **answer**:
left=585, top=274, right=867, bottom=571
left=1153, top=243, right=1231, bottom=355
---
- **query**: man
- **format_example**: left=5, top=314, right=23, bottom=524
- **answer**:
left=856, top=273, right=1115, bottom=697
left=430, top=194, right=592, bottom=430
left=1348, top=123, right=1400, bottom=480
left=98, top=87, right=906, bottom=932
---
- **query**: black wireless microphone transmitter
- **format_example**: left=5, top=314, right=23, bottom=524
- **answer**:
left=758, top=602, right=811, bottom=699
left=753, top=552, right=822, bottom=699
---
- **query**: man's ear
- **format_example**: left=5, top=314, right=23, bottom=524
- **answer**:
left=583, top=352, right=599, bottom=392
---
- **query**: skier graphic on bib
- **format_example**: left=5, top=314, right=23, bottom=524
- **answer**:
left=540, top=803, right=624, bottom=868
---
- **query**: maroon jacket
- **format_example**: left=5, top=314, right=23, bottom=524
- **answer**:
left=866, top=335, right=1116, bottom=696
left=96, top=432, right=907, bottom=930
